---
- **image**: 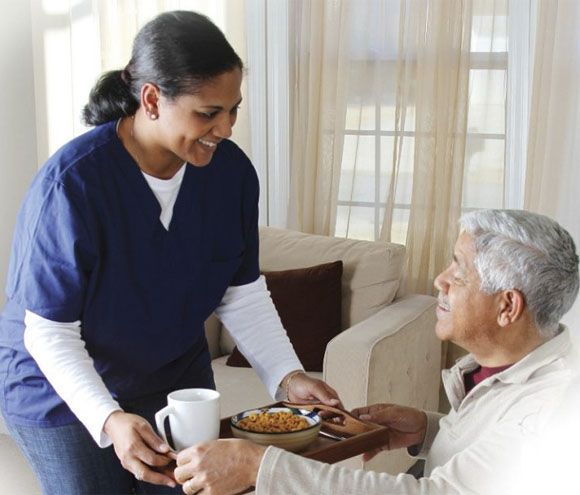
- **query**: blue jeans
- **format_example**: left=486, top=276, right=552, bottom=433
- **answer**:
left=4, top=372, right=215, bottom=495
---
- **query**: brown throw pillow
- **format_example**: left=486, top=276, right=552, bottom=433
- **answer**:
left=226, top=260, right=343, bottom=372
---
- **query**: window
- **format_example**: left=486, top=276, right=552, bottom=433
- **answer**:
left=335, top=0, right=511, bottom=243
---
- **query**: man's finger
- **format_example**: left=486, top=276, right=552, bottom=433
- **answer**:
left=183, top=476, right=202, bottom=495
left=174, top=464, right=195, bottom=484
left=177, top=445, right=203, bottom=466
left=351, top=406, right=371, bottom=417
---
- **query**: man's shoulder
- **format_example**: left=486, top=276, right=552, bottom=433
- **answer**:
left=496, top=362, right=574, bottom=433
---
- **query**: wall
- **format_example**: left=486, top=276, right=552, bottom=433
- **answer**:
left=0, top=0, right=38, bottom=434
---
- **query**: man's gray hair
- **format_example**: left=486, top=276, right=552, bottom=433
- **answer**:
left=460, top=209, right=579, bottom=339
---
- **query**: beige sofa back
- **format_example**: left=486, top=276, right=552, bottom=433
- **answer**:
left=259, top=227, right=406, bottom=329
left=206, top=226, right=407, bottom=358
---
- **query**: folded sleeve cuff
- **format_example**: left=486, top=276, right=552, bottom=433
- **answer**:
left=91, top=404, right=123, bottom=448
left=408, top=411, right=444, bottom=459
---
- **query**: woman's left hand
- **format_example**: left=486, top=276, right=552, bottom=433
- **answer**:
left=175, top=439, right=265, bottom=495
left=285, top=372, right=342, bottom=407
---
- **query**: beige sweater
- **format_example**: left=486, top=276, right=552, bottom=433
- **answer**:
left=256, top=327, right=576, bottom=495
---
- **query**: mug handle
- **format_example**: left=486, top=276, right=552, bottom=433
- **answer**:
left=155, top=405, right=174, bottom=446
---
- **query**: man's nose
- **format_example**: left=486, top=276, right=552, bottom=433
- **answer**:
left=434, top=271, right=449, bottom=294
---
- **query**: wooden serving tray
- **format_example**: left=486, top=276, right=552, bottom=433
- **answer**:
left=221, top=401, right=390, bottom=464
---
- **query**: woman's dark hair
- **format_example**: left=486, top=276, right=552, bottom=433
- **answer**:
left=82, top=11, right=243, bottom=126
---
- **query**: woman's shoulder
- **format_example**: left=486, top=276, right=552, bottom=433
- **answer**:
left=39, top=121, right=119, bottom=184
left=215, top=139, right=251, bottom=164
left=212, top=139, right=256, bottom=179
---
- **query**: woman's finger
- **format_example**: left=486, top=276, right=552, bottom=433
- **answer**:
left=131, top=459, right=176, bottom=488
left=135, top=443, right=175, bottom=468
left=362, top=447, right=383, bottom=462
left=138, top=421, right=172, bottom=454
left=133, top=425, right=175, bottom=467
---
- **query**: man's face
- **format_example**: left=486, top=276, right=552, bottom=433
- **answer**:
left=433, top=232, right=498, bottom=351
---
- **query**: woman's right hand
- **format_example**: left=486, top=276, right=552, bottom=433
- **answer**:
left=103, top=411, right=177, bottom=487
left=351, top=403, right=427, bottom=461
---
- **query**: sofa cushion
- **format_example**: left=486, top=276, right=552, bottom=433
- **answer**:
left=258, top=226, right=405, bottom=328
left=226, top=261, right=343, bottom=372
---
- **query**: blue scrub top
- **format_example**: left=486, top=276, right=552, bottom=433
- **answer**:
left=0, top=121, right=260, bottom=427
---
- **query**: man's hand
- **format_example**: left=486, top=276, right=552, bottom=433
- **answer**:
left=103, top=411, right=176, bottom=487
left=351, top=403, right=427, bottom=460
left=175, top=439, right=266, bottom=495
left=284, top=371, right=342, bottom=407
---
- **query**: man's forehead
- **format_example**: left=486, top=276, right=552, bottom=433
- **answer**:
left=454, top=232, right=476, bottom=265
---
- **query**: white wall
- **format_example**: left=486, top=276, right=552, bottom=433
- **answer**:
left=1, top=2, right=38, bottom=302
left=0, top=0, right=38, bottom=434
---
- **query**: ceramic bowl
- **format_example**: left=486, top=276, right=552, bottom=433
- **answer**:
left=230, top=406, right=321, bottom=452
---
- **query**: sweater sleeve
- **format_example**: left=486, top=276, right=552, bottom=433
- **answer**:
left=255, top=446, right=460, bottom=495
left=256, top=404, right=544, bottom=495
left=214, top=276, right=303, bottom=398
left=408, top=411, right=444, bottom=458
left=23, top=310, right=122, bottom=447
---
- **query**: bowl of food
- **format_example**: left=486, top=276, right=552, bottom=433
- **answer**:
left=230, top=406, right=321, bottom=452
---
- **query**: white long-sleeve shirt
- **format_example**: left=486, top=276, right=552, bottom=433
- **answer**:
left=256, top=327, right=576, bottom=495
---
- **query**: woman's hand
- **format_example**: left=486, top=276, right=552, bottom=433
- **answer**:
left=103, top=411, right=176, bottom=487
left=351, top=403, right=427, bottom=460
left=175, top=439, right=266, bottom=495
left=284, top=371, right=342, bottom=407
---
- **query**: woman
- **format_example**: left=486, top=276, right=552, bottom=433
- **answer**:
left=0, top=11, right=339, bottom=494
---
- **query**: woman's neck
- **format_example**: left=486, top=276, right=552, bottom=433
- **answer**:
left=118, top=113, right=184, bottom=179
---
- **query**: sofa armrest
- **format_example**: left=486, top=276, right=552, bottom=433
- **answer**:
left=323, top=294, right=440, bottom=412
left=204, top=314, right=224, bottom=360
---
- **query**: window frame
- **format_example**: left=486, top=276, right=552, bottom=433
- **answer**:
left=336, top=49, right=511, bottom=242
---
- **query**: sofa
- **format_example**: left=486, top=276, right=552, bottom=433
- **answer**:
left=206, top=226, right=441, bottom=475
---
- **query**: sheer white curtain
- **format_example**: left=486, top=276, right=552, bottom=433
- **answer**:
left=289, top=0, right=507, bottom=293
left=524, top=0, right=580, bottom=344
left=390, top=0, right=473, bottom=295
left=287, top=0, right=350, bottom=234
left=288, top=0, right=507, bottom=379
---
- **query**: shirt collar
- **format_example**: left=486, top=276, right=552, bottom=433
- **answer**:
left=443, top=325, right=573, bottom=410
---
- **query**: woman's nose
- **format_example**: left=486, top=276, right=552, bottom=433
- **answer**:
left=213, top=113, right=234, bottom=139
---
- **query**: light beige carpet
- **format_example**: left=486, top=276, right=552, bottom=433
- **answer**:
left=0, top=433, right=40, bottom=495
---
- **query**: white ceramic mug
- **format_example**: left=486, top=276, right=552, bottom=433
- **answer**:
left=155, top=388, right=220, bottom=451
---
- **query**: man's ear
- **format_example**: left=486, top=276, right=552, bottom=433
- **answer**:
left=497, top=289, right=525, bottom=327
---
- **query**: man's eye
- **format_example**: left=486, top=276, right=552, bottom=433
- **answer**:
left=198, top=111, right=217, bottom=119
left=230, top=105, right=240, bottom=114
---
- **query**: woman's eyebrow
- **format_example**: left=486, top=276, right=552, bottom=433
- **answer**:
left=199, top=97, right=243, bottom=110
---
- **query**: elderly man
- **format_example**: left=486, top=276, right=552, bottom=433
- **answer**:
left=173, top=209, right=579, bottom=495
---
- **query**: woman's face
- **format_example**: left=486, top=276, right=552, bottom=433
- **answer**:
left=155, top=68, right=243, bottom=167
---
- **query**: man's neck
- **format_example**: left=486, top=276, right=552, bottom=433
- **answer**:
left=471, top=323, right=548, bottom=367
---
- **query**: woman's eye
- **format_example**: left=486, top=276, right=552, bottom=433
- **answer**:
left=198, top=111, right=217, bottom=119
left=230, top=106, right=240, bottom=115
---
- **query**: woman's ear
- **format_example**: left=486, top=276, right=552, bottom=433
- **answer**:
left=497, top=289, right=526, bottom=327
left=140, top=83, right=160, bottom=120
